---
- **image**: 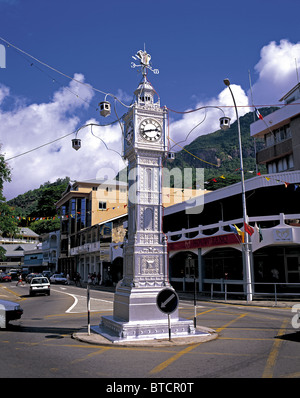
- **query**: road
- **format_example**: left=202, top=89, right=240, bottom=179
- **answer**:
left=0, top=281, right=300, bottom=381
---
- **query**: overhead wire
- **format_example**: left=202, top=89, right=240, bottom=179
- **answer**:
left=0, top=36, right=133, bottom=110
left=3, top=36, right=300, bottom=173
left=5, top=119, right=125, bottom=162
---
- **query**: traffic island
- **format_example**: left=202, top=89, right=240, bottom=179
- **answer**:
left=72, top=325, right=217, bottom=347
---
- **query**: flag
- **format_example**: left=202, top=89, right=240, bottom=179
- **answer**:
left=255, top=108, right=263, bottom=120
left=234, top=224, right=243, bottom=236
left=256, top=224, right=263, bottom=242
left=229, top=224, right=243, bottom=236
left=244, top=222, right=254, bottom=236
left=229, top=224, right=238, bottom=234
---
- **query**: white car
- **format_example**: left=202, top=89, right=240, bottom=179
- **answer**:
left=0, top=299, right=23, bottom=328
left=50, top=273, right=67, bottom=284
left=29, top=277, right=50, bottom=296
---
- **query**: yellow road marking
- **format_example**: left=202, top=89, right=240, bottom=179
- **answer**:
left=262, top=319, right=289, bottom=378
left=0, top=285, right=26, bottom=300
left=149, top=312, right=248, bottom=375
left=70, top=347, right=111, bottom=364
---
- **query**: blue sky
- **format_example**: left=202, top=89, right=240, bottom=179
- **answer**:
left=1, top=0, right=300, bottom=199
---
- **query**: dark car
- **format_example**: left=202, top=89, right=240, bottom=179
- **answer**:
left=0, top=299, right=23, bottom=328
left=0, top=273, right=12, bottom=282
left=25, top=273, right=42, bottom=283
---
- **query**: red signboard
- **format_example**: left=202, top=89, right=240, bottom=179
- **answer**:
left=167, top=233, right=240, bottom=251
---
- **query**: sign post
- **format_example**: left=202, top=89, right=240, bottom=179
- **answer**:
left=156, top=288, right=179, bottom=341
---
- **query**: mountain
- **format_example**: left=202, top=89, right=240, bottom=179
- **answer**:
left=165, top=107, right=278, bottom=190
left=7, top=177, right=70, bottom=219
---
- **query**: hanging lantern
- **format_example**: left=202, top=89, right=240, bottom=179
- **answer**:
left=219, top=116, right=231, bottom=131
left=99, top=101, right=111, bottom=117
left=72, top=138, right=81, bottom=151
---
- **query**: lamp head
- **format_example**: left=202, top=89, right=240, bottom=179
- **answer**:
left=223, top=78, right=230, bottom=87
left=72, top=138, right=81, bottom=151
left=220, top=116, right=231, bottom=131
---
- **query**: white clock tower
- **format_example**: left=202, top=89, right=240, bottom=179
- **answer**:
left=100, top=50, right=195, bottom=341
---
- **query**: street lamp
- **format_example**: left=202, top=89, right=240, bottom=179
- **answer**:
left=221, top=78, right=253, bottom=302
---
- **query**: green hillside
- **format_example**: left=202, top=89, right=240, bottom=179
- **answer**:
left=165, top=107, right=277, bottom=190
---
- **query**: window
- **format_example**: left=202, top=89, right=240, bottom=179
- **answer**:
left=265, top=133, right=274, bottom=147
left=288, top=154, right=294, bottom=169
left=99, top=201, right=107, bottom=211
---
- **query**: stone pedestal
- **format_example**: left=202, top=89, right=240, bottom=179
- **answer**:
left=100, top=284, right=195, bottom=341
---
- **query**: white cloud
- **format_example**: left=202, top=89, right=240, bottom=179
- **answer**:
left=2, top=74, right=125, bottom=200
left=169, top=84, right=250, bottom=151
left=250, top=39, right=300, bottom=105
left=3, top=39, right=300, bottom=200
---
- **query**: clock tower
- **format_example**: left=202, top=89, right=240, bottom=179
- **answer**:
left=100, top=50, right=195, bottom=341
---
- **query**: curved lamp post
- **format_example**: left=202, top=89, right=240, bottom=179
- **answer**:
left=222, top=78, right=253, bottom=302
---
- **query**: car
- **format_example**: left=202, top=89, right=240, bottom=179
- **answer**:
left=50, top=273, right=67, bottom=284
left=29, top=277, right=50, bottom=296
left=26, top=273, right=42, bottom=283
left=42, top=270, right=52, bottom=279
left=0, top=299, right=23, bottom=328
left=8, top=271, right=18, bottom=280
left=0, top=273, right=11, bottom=282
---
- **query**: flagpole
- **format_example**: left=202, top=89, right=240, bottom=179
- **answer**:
left=224, top=79, right=253, bottom=302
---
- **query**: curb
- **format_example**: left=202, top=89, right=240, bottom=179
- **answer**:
left=72, top=326, right=218, bottom=347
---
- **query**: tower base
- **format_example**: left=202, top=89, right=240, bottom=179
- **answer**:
left=97, top=284, right=203, bottom=342
left=99, top=315, right=197, bottom=342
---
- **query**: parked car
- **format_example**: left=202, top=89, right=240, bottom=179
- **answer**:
left=0, top=273, right=11, bottom=282
left=8, top=271, right=18, bottom=280
left=42, top=271, right=52, bottom=279
left=29, top=277, right=50, bottom=296
left=0, top=299, right=23, bottom=328
left=26, top=273, right=42, bottom=283
left=50, top=273, right=67, bottom=284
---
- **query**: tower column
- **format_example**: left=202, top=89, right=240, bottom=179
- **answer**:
left=98, top=49, right=195, bottom=341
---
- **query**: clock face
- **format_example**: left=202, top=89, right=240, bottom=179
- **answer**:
left=139, top=118, right=162, bottom=141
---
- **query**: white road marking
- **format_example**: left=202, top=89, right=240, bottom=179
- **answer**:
left=51, top=288, right=113, bottom=313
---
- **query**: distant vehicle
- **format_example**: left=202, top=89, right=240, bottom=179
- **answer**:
left=29, top=277, right=50, bottom=296
left=0, top=299, right=23, bottom=328
left=26, top=273, right=42, bottom=283
left=42, top=271, right=52, bottom=279
left=8, top=271, right=18, bottom=280
left=0, top=273, right=11, bottom=282
left=50, top=273, right=67, bottom=284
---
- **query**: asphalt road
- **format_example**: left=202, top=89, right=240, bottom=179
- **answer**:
left=1, top=281, right=300, bottom=382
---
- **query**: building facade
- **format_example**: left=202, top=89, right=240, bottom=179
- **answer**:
left=250, top=83, right=300, bottom=173
left=162, top=171, right=300, bottom=296
left=56, top=178, right=128, bottom=281
left=56, top=176, right=198, bottom=283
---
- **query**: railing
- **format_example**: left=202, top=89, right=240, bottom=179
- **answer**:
left=171, top=277, right=300, bottom=305
left=205, top=280, right=300, bottom=305
left=166, top=213, right=300, bottom=245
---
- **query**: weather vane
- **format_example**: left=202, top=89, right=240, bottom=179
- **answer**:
left=131, top=48, right=159, bottom=76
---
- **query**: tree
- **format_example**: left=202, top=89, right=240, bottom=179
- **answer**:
left=0, top=146, right=19, bottom=237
